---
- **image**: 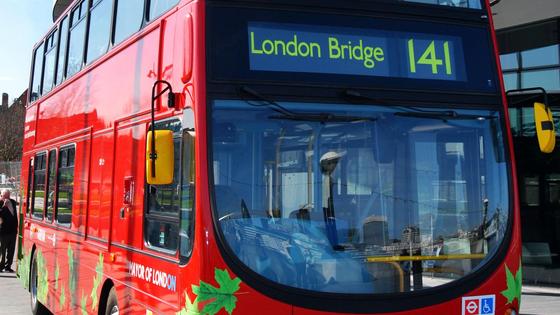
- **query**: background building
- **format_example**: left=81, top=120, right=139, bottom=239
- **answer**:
left=493, top=0, right=560, bottom=286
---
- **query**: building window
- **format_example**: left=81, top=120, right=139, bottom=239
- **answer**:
left=86, top=0, right=112, bottom=64
left=56, top=146, right=75, bottom=226
left=503, top=73, right=518, bottom=91
left=46, top=150, right=58, bottom=222
left=32, top=153, right=47, bottom=220
left=521, top=69, right=560, bottom=91
left=56, top=16, right=69, bottom=86
left=500, top=44, right=560, bottom=92
left=500, top=53, right=518, bottom=71
left=67, top=0, right=88, bottom=78
left=30, top=42, right=45, bottom=102
left=521, top=44, right=560, bottom=68
left=113, top=0, right=144, bottom=45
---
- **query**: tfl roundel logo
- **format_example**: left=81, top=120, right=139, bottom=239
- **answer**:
left=462, top=295, right=495, bottom=315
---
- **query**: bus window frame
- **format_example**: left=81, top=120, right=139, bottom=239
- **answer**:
left=144, top=119, right=182, bottom=257
left=29, top=41, right=46, bottom=102
left=45, top=149, right=59, bottom=223
left=55, top=144, right=77, bottom=228
left=31, top=151, right=48, bottom=221
left=42, top=29, right=59, bottom=95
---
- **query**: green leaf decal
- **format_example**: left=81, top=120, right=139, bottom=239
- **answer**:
left=55, top=260, right=60, bottom=290
left=36, top=250, right=49, bottom=304
left=60, top=284, right=66, bottom=311
left=501, top=262, right=522, bottom=305
left=90, top=253, right=104, bottom=310
left=176, top=292, right=200, bottom=315
left=17, top=250, right=31, bottom=289
left=192, top=268, right=241, bottom=315
left=81, top=290, right=88, bottom=315
left=68, top=243, right=76, bottom=305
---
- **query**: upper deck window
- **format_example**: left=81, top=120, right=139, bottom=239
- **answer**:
left=86, top=0, right=112, bottom=64
left=403, top=0, right=482, bottom=9
left=56, top=16, right=69, bottom=86
left=67, top=0, right=87, bottom=78
left=148, top=0, right=179, bottom=21
left=113, top=0, right=144, bottom=45
left=30, top=42, right=44, bottom=102
left=43, top=30, right=58, bottom=94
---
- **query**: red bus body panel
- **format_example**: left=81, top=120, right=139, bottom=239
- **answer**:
left=18, top=0, right=520, bottom=314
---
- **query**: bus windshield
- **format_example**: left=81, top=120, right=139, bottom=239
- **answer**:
left=403, top=0, right=481, bottom=9
left=211, top=99, right=509, bottom=294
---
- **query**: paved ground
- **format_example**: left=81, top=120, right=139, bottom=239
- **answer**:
left=0, top=262, right=558, bottom=314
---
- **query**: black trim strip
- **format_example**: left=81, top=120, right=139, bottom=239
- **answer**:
left=110, top=242, right=180, bottom=264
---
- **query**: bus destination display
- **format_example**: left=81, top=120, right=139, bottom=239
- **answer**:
left=248, top=22, right=466, bottom=81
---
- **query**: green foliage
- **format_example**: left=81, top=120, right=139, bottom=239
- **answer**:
left=36, top=250, right=49, bottom=304
left=192, top=268, right=241, bottom=315
left=90, top=253, right=104, bottom=310
left=502, top=262, right=522, bottom=306
left=17, top=250, right=31, bottom=289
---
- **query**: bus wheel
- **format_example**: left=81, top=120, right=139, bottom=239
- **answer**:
left=30, top=251, right=48, bottom=315
left=105, top=287, right=119, bottom=315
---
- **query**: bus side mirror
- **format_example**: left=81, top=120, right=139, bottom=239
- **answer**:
left=146, top=130, right=174, bottom=185
left=534, top=102, right=556, bottom=153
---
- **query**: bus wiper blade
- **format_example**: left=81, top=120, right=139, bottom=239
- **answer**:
left=239, top=86, right=295, bottom=116
left=269, top=112, right=376, bottom=123
left=395, top=111, right=497, bottom=121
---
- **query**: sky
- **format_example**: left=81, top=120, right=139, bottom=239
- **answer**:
left=0, top=0, right=53, bottom=103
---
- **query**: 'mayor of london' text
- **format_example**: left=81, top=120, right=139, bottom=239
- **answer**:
left=250, top=32, right=386, bottom=69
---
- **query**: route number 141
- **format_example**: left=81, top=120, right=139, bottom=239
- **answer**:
left=408, top=39, right=453, bottom=76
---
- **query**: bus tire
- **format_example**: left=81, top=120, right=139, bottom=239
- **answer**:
left=104, top=287, right=119, bottom=315
left=30, top=251, right=49, bottom=315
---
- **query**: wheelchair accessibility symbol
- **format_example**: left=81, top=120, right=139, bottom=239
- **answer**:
left=462, top=295, right=495, bottom=315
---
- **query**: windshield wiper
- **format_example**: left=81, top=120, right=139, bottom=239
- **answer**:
left=239, top=86, right=295, bottom=116
left=395, top=110, right=497, bottom=121
left=240, top=86, right=376, bottom=123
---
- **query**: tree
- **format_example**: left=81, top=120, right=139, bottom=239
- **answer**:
left=0, top=90, right=26, bottom=161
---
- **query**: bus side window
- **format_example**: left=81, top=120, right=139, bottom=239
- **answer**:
left=56, top=146, right=75, bottom=227
left=148, top=0, right=180, bottom=21
left=180, top=129, right=195, bottom=262
left=30, top=42, right=45, bottom=102
left=86, top=0, right=112, bottom=64
left=26, top=159, right=34, bottom=217
left=145, top=119, right=182, bottom=253
left=66, top=0, right=87, bottom=78
left=32, top=153, right=47, bottom=220
left=113, top=0, right=144, bottom=45
left=43, top=29, right=58, bottom=94
left=45, top=149, right=58, bottom=222
left=56, top=16, right=69, bottom=86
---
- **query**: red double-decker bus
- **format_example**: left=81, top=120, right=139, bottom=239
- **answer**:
left=19, top=0, right=522, bottom=314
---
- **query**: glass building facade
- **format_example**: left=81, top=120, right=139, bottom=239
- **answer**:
left=498, top=15, right=560, bottom=286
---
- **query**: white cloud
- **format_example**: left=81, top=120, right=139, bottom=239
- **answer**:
left=0, top=76, right=14, bottom=81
